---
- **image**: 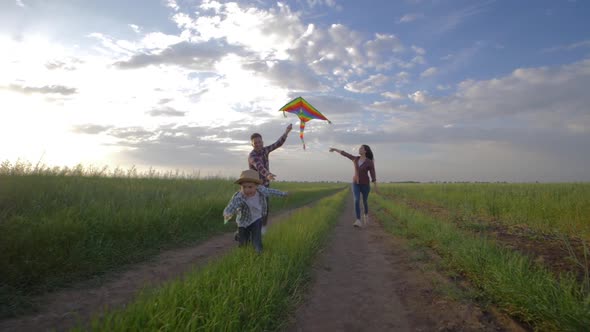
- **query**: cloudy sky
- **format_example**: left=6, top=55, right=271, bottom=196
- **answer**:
left=1, top=0, right=589, bottom=182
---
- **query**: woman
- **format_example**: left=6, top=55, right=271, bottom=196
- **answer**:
left=329, top=145, right=377, bottom=227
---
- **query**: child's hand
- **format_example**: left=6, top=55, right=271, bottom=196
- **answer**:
left=223, top=213, right=232, bottom=224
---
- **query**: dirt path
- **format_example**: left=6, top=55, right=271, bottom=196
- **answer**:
left=287, top=192, right=526, bottom=332
left=0, top=210, right=298, bottom=332
left=2, top=194, right=527, bottom=332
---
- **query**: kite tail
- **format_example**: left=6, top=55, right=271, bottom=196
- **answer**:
left=300, top=121, right=306, bottom=150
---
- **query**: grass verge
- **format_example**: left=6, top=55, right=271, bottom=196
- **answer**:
left=373, top=194, right=590, bottom=331
left=80, top=189, right=348, bottom=331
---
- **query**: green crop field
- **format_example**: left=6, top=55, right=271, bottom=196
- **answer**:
left=0, top=164, right=345, bottom=318
left=378, top=182, right=590, bottom=239
left=373, top=183, right=590, bottom=331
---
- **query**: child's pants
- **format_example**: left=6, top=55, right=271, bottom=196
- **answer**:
left=238, top=217, right=263, bottom=253
left=352, top=183, right=371, bottom=219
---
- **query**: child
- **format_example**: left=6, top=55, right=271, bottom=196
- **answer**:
left=223, top=169, right=288, bottom=253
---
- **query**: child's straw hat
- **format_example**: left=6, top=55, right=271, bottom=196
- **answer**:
left=235, top=169, right=263, bottom=184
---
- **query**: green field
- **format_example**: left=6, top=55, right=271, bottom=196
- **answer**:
left=3, top=162, right=590, bottom=330
left=0, top=169, right=344, bottom=317
left=374, top=183, right=590, bottom=331
left=378, top=182, right=590, bottom=239
left=83, top=190, right=348, bottom=331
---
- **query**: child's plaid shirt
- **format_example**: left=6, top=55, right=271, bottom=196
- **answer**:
left=223, top=186, right=287, bottom=227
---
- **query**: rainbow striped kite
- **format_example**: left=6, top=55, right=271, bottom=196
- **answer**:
left=279, top=96, right=331, bottom=149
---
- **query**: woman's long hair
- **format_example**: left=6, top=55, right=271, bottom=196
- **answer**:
left=362, top=144, right=374, bottom=160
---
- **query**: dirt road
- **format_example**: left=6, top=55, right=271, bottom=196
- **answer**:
left=286, top=193, right=526, bottom=331
left=1, top=193, right=525, bottom=331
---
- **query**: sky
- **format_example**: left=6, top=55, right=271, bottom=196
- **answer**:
left=1, top=0, right=589, bottom=182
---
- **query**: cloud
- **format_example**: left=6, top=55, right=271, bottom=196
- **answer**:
left=158, top=1, right=416, bottom=88
left=437, top=58, right=590, bottom=122
left=165, top=0, right=179, bottom=12
left=394, top=71, right=411, bottom=86
left=172, top=2, right=306, bottom=59
left=15, top=0, right=25, bottom=8
left=108, top=126, right=155, bottom=142
left=381, top=91, right=405, bottom=100
left=362, top=58, right=590, bottom=169
left=344, top=74, right=390, bottom=93
left=408, top=90, right=429, bottom=104
left=368, top=101, right=408, bottom=113
left=398, top=13, right=424, bottom=23
left=43, top=57, right=84, bottom=71
left=147, top=106, right=186, bottom=117
left=114, top=40, right=244, bottom=70
left=306, top=0, right=340, bottom=9
left=58, top=46, right=590, bottom=182
left=129, top=24, right=141, bottom=34
left=243, top=60, right=325, bottom=91
left=364, top=33, right=405, bottom=68
left=72, top=124, right=113, bottom=135
left=420, top=67, right=438, bottom=77
left=158, top=98, right=173, bottom=105
left=3, top=83, right=77, bottom=95
left=542, top=39, right=590, bottom=53
left=99, top=123, right=251, bottom=169
left=411, top=45, right=425, bottom=55
left=431, top=1, right=495, bottom=34
left=433, top=41, right=487, bottom=77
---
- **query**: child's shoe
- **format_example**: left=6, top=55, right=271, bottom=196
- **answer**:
left=261, top=226, right=267, bottom=235
left=363, top=214, right=369, bottom=226
left=353, top=219, right=362, bottom=227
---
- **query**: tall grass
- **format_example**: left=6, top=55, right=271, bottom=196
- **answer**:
left=83, top=190, right=348, bottom=331
left=0, top=160, right=206, bottom=179
left=373, top=195, right=590, bottom=331
left=379, top=183, right=590, bottom=238
left=0, top=172, right=344, bottom=318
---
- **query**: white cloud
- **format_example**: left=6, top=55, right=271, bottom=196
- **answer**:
left=408, top=90, right=429, bottom=104
left=176, top=2, right=305, bottom=60
left=3, top=1, right=589, bottom=182
left=128, top=24, right=141, bottom=34
left=344, top=74, right=390, bottom=93
left=382, top=91, right=405, bottom=100
left=421, top=67, right=438, bottom=77
left=165, top=0, right=179, bottom=12
left=394, top=71, right=411, bottom=86
left=412, top=45, right=425, bottom=55
left=306, top=0, right=340, bottom=8
left=398, top=13, right=424, bottom=23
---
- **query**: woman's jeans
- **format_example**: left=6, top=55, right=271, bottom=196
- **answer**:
left=352, top=183, right=371, bottom=219
left=238, top=217, right=263, bottom=253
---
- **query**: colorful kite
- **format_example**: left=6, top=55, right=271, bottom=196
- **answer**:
left=279, top=96, right=331, bottom=149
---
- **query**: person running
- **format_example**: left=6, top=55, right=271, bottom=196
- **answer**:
left=247, top=123, right=293, bottom=234
left=223, top=170, right=288, bottom=253
left=329, top=145, right=377, bottom=227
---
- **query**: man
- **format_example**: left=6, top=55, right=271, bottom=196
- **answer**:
left=247, top=123, right=293, bottom=234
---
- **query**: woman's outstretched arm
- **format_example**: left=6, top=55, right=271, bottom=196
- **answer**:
left=329, top=147, right=355, bottom=161
left=329, top=147, right=341, bottom=153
